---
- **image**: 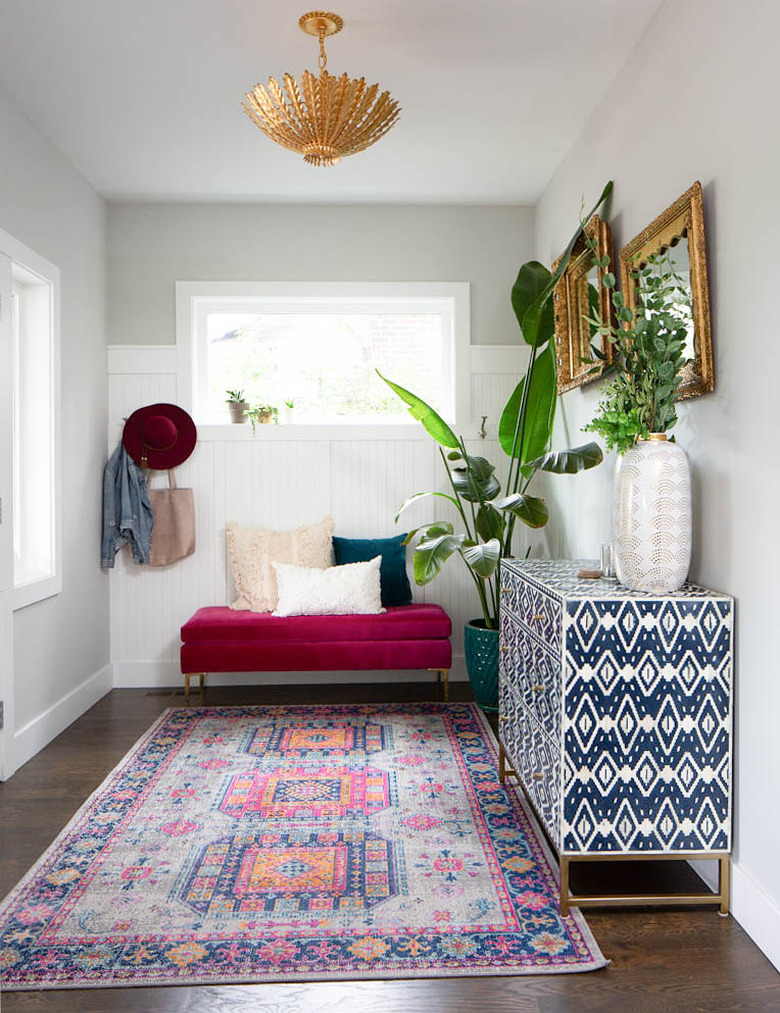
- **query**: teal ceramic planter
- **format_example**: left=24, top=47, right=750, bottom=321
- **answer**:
left=463, top=620, right=499, bottom=713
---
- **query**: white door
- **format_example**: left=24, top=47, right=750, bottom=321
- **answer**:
left=0, top=251, right=15, bottom=778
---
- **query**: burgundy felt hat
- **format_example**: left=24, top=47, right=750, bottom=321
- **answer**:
left=122, top=403, right=197, bottom=469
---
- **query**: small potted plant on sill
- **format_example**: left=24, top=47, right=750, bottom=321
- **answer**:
left=282, top=398, right=295, bottom=424
left=226, top=389, right=248, bottom=424
left=246, top=404, right=278, bottom=432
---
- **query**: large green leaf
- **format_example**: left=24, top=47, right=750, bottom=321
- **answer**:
left=494, top=493, right=549, bottom=528
left=394, top=490, right=459, bottom=523
left=450, top=455, right=501, bottom=503
left=498, top=342, right=557, bottom=463
left=413, top=532, right=465, bottom=584
left=476, top=503, right=505, bottom=542
left=402, top=521, right=454, bottom=545
left=512, top=262, right=554, bottom=347
left=461, top=539, right=501, bottom=579
left=527, top=441, right=604, bottom=474
left=376, top=371, right=459, bottom=449
left=519, top=182, right=613, bottom=349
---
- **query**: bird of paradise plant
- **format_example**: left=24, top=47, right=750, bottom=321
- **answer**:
left=378, top=182, right=613, bottom=630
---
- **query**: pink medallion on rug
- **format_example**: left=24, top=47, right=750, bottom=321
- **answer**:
left=0, top=704, right=606, bottom=989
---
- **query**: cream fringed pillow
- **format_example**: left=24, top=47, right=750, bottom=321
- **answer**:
left=226, top=516, right=334, bottom=612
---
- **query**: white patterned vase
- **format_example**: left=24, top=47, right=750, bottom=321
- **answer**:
left=612, top=434, right=692, bottom=593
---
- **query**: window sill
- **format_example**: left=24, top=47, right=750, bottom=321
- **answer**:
left=195, top=424, right=434, bottom=442
left=9, top=574, right=62, bottom=612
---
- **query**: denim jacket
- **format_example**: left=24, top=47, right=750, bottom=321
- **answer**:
left=101, top=441, right=154, bottom=568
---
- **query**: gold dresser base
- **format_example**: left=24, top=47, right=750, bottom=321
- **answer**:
left=498, top=742, right=730, bottom=917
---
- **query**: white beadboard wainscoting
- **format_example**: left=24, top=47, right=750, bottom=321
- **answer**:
left=108, top=344, right=527, bottom=689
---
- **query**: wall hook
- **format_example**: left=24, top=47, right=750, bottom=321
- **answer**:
left=478, top=415, right=488, bottom=439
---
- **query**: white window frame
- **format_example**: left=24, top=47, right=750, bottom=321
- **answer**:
left=176, top=281, right=470, bottom=437
left=0, top=227, right=61, bottom=610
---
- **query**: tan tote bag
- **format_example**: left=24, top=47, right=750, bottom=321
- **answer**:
left=148, top=469, right=195, bottom=566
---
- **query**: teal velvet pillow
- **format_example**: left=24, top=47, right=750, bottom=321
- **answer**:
left=332, top=534, right=412, bottom=607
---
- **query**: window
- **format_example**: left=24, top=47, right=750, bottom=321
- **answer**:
left=0, top=229, right=60, bottom=607
left=177, top=283, right=470, bottom=428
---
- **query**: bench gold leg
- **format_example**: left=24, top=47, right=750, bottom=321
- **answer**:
left=428, top=668, right=450, bottom=702
left=184, top=673, right=206, bottom=705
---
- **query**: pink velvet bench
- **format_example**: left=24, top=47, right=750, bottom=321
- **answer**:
left=180, top=604, right=452, bottom=704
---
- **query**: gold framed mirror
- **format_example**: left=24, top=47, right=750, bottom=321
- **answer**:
left=619, top=181, right=714, bottom=400
left=553, top=215, right=614, bottom=394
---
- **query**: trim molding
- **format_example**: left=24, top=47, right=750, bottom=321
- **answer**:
left=107, top=345, right=177, bottom=374
left=731, top=860, right=780, bottom=971
left=108, top=344, right=525, bottom=379
left=12, top=664, right=112, bottom=775
left=112, top=658, right=468, bottom=689
left=470, top=345, right=527, bottom=374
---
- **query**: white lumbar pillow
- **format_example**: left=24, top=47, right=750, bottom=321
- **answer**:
left=272, top=556, right=384, bottom=617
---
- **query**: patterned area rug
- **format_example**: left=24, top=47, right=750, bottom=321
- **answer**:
left=0, top=704, right=606, bottom=989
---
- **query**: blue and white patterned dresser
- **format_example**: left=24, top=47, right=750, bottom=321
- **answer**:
left=498, top=559, right=733, bottom=914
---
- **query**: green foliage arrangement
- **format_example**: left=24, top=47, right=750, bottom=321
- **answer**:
left=378, top=183, right=613, bottom=629
left=583, top=248, right=691, bottom=454
left=225, top=389, right=246, bottom=403
left=246, top=404, right=278, bottom=431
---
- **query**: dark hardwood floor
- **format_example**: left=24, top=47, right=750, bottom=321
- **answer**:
left=0, top=685, right=777, bottom=1013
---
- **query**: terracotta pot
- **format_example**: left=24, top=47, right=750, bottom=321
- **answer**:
left=227, top=401, right=247, bottom=424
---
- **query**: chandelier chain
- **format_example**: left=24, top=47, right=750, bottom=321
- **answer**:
left=318, top=29, right=328, bottom=73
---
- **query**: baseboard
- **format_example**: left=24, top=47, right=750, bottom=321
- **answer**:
left=12, top=663, right=112, bottom=774
left=731, top=861, right=780, bottom=971
left=112, top=657, right=468, bottom=689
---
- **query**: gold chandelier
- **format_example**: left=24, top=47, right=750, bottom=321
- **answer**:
left=242, top=11, right=400, bottom=167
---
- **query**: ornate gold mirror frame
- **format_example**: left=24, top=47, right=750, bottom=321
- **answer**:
left=619, top=181, right=714, bottom=400
left=553, top=215, right=614, bottom=394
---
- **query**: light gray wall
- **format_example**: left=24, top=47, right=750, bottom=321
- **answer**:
left=535, top=0, right=780, bottom=957
left=0, top=89, right=108, bottom=731
left=107, top=204, right=534, bottom=347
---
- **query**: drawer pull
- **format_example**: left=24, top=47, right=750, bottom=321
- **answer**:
left=531, top=683, right=544, bottom=693
left=499, top=646, right=510, bottom=653
left=531, top=613, right=545, bottom=621
left=531, top=771, right=544, bottom=781
left=498, top=715, right=510, bottom=723
left=500, top=586, right=511, bottom=594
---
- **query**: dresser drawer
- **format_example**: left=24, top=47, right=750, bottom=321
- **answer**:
left=517, top=581, right=562, bottom=655
left=498, top=679, right=525, bottom=772
left=519, top=637, right=561, bottom=740
left=499, top=684, right=561, bottom=850
left=498, top=611, right=527, bottom=693
left=500, top=614, right=561, bottom=740
left=523, top=713, right=561, bottom=850
left=500, top=570, right=562, bottom=657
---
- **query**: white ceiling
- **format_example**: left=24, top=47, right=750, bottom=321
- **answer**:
left=0, top=0, right=663, bottom=204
